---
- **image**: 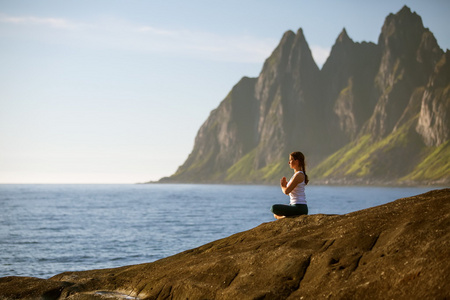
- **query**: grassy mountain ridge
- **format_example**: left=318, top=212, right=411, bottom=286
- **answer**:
left=310, top=118, right=427, bottom=184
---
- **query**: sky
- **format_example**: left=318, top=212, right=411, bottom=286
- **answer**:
left=1, top=0, right=449, bottom=184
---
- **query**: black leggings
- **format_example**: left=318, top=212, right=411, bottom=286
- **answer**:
left=271, top=204, right=308, bottom=217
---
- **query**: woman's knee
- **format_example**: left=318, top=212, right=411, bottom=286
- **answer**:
left=270, top=205, right=277, bottom=214
left=271, top=204, right=285, bottom=215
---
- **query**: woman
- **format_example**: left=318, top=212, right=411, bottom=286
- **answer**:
left=271, top=151, right=309, bottom=219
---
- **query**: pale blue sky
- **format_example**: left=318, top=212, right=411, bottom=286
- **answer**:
left=1, top=0, right=449, bottom=183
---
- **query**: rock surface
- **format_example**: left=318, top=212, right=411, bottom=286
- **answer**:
left=1, top=189, right=449, bottom=299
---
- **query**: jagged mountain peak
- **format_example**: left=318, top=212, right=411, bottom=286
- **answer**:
left=389, top=5, right=420, bottom=24
left=255, top=27, right=318, bottom=98
left=378, top=5, right=425, bottom=48
left=321, top=26, right=370, bottom=75
left=321, top=28, right=357, bottom=69
left=398, top=5, right=414, bottom=17
left=337, top=28, right=351, bottom=43
left=280, top=29, right=296, bottom=43
left=265, top=28, right=311, bottom=62
left=295, top=28, right=306, bottom=40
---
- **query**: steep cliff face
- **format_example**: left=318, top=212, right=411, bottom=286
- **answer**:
left=416, top=51, right=450, bottom=147
left=320, top=29, right=380, bottom=145
left=365, top=6, right=443, bottom=139
left=253, top=28, right=321, bottom=167
left=161, top=77, right=258, bottom=182
left=159, top=6, right=449, bottom=185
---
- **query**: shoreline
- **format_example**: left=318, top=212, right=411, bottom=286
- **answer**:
left=145, top=179, right=449, bottom=188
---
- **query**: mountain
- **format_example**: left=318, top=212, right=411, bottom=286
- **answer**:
left=158, top=6, right=449, bottom=185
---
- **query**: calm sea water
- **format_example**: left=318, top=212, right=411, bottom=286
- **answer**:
left=0, top=184, right=439, bottom=279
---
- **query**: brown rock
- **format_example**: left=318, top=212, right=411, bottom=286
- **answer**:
left=0, top=276, right=72, bottom=299
left=1, top=189, right=449, bottom=299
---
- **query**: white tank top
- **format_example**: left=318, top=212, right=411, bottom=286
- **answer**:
left=288, top=171, right=306, bottom=205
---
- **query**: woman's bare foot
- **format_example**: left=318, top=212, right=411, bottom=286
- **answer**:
left=274, top=214, right=285, bottom=220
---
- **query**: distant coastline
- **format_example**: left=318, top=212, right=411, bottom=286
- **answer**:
left=147, top=177, right=449, bottom=187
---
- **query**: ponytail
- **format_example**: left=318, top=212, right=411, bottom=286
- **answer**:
left=301, top=161, right=309, bottom=185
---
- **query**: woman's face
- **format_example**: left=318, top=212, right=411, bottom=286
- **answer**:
left=288, top=156, right=298, bottom=169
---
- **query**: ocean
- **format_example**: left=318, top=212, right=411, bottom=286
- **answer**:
left=0, top=184, right=439, bottom=279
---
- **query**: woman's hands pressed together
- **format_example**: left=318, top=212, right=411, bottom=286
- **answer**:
left=280, top=176, right=287, bottom=187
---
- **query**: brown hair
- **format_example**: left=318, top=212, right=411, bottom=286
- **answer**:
left=290, top=151, right=309, bottom=185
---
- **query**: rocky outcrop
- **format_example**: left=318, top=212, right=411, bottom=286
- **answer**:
left=1, top=188, right=449, bottom=299
left=158, top=6, right=449, bottom=185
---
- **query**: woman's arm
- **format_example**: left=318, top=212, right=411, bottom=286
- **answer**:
left=281, top=172, right=305, bottom=195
